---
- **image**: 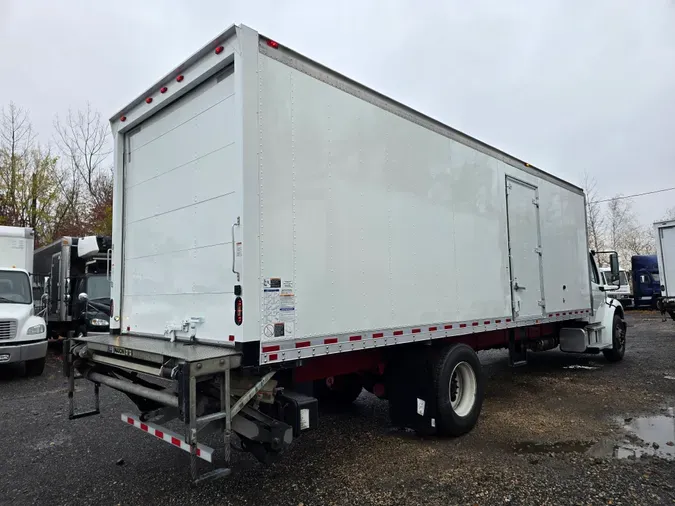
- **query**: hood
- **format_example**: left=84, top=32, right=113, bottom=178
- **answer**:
left=0, top=302, right=33, bottom=321
left=87, top=298, right=111, bottom=317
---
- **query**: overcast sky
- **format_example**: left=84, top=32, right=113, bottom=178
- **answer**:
left=1, top=0, right=674, bottom=225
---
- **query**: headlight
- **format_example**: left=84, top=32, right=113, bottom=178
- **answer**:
left=90, top=318, right=109, bottom=327
left=27, top=324, right=46, bottom=335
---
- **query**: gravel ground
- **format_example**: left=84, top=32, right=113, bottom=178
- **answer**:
left=1, top=311, right=675, bottom=505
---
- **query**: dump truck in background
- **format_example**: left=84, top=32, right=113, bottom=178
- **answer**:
left=34, top=236, right=112, bottom=340
left=64, top=24, right=627, bottom=483
left=655, top=219, right=675, bottom=321
left=0, top=226, right=48, bottom=375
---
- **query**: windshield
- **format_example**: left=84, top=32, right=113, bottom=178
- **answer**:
left=86, top=275, right=110, bottom=300
left=0, top=270, right=32, bottom=304
left=619, top=271, right=628, bottom=285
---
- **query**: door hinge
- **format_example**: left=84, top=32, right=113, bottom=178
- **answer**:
left=532, top=198, right=539, bottom=207
left=534, top=246, right=542, bottom=255
left=538, top=300, right=546, bottom=307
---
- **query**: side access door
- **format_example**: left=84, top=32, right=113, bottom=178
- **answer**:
left=506, top=177, right=545, bottom=320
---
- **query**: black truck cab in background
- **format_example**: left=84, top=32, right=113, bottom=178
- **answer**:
left=33, top=236, right=112, bottom=339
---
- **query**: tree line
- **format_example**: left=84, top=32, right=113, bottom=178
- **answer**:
left=583, top=171, right=675, bottom=268
left=0, top=102, right=112, bottom=246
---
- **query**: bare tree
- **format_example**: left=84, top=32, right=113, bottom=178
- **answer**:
left=581, top=171, right=605, bottom=253
left=0, top=103, right=36, bottom=225
left=0, top=104, right=63, bottom=243
left=663, top=207, right=675, bottom=220
left=606, top=196, right=630, bottom=253
left=605, top=197, right=654, bottom=266
left=54, top=103, right=113, bottom=235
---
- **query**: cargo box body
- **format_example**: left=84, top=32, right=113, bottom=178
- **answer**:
left=110, top=25, right=592, bottom=366
left=655, top=219, right=675, bottom=298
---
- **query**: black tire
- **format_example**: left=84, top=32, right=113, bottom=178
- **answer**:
left=602, top=314, right=626, bottom=362
left=314, top=373, right=363, bottom=407
left=25, top=357, right=46, bottom=377
left=433, top=343, right=484, bottom=437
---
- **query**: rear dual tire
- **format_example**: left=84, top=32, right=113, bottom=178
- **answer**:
left=433, top=343, right=484, bottom=436
left=388, top=343, right=484, bottom=437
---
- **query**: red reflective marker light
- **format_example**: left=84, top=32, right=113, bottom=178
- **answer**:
left=160, top=86, right=168, bottom=94
left=120, top=116, right=126, bottom=122
left=145, top=97, right=153, bottom=104
left=176, top=75, right=184, bottom=82
left=234, top=297, right=243, bottom=326
left=267, top=39, right=279, bottom=49
left=215, top=46, right=224, bottom=54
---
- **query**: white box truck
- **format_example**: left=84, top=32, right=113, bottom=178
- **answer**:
left=655, top=219, right=675, bottom=320
left=65, top=24, right=627, bottom=482
left=0, top=226, right=48, bottom=375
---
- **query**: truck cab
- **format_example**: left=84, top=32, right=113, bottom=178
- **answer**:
left=600, top=267, right=632, bottom=307
left=0, top=226, right=48, bottom=376
left=631, top=255, right=661, bottom=308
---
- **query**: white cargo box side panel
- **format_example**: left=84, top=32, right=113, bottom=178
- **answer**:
left=256, top=52, right=513, bottom=341
left=500, top=168, right=590, bottom=314
left=656, top=220, right=675, bottom=297
left=120, top=69, right=242, bottom=341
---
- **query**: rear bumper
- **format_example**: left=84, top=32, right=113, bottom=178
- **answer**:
left=0, top=339, right=48, bottom=364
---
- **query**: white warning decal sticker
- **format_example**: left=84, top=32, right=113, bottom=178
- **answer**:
left=262, top=278, right=296, bottom=340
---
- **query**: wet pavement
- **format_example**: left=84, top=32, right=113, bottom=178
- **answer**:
left=1, top=311, right=675, bottom=505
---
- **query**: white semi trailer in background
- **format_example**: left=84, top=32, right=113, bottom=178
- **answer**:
left=0, top=226, right=48, bottom=375
left=655, top=219, right=675, bottom=321
left=64, top=24, right=626, bottom=482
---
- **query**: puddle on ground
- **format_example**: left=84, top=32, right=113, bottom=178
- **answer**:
left=514, top=441, right=594, bottom=454
left=513, top=412, right=675, bottom=461
left=612, top=415, right=675, bottom=460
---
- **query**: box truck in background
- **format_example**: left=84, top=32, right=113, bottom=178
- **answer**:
left=64, top=24, right=627, bottom=482
left=0, top=226, right=48, bottom=375
left=655, top=219, right=675, bottom=321
left=34, top=236, right=112, bottom=340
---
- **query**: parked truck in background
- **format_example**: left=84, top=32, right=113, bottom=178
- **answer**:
left=631, top=255, right=661, bottom=308
left=34, top=236, right=112, bottom=339
left=600, top=267, right=632, bottom=307
left=0, top=226, right=48, bottom=375
left=655, top=219, right=675, bottom=321
left=63, top=24, right=627, bottom=483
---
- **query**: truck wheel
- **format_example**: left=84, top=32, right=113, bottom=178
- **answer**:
left=314, top=373, right=363, bottom=407
left=602, top=314, right=626, bottom=362
left=433, top=343, right=484, bottom=436
left=25, top=357, right=46, bottom=377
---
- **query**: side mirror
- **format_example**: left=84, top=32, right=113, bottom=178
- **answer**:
left=41, top=293, right=48, bottom=303
left=78, top=293, right=89, bottom=302
left=609, top=253, right=620, bottom=280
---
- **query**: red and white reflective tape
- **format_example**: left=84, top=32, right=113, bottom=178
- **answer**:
left=121, top=413, right=214, bottom=463
left=260, top=308, right=593, bottom=364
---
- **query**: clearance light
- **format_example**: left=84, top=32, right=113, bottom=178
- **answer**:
left=215, top=46, right=224, bottom=54
left=145, top=97, right=153, bottom=104
left=234, top=297, right=243, bottom=326
left=160, top=87, right=168, bottom=94
left=120, top=116, right=127, bottom=122
left=176, top=75, right=184, bottom=82
left=267, top=40, right=279, bottom=49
